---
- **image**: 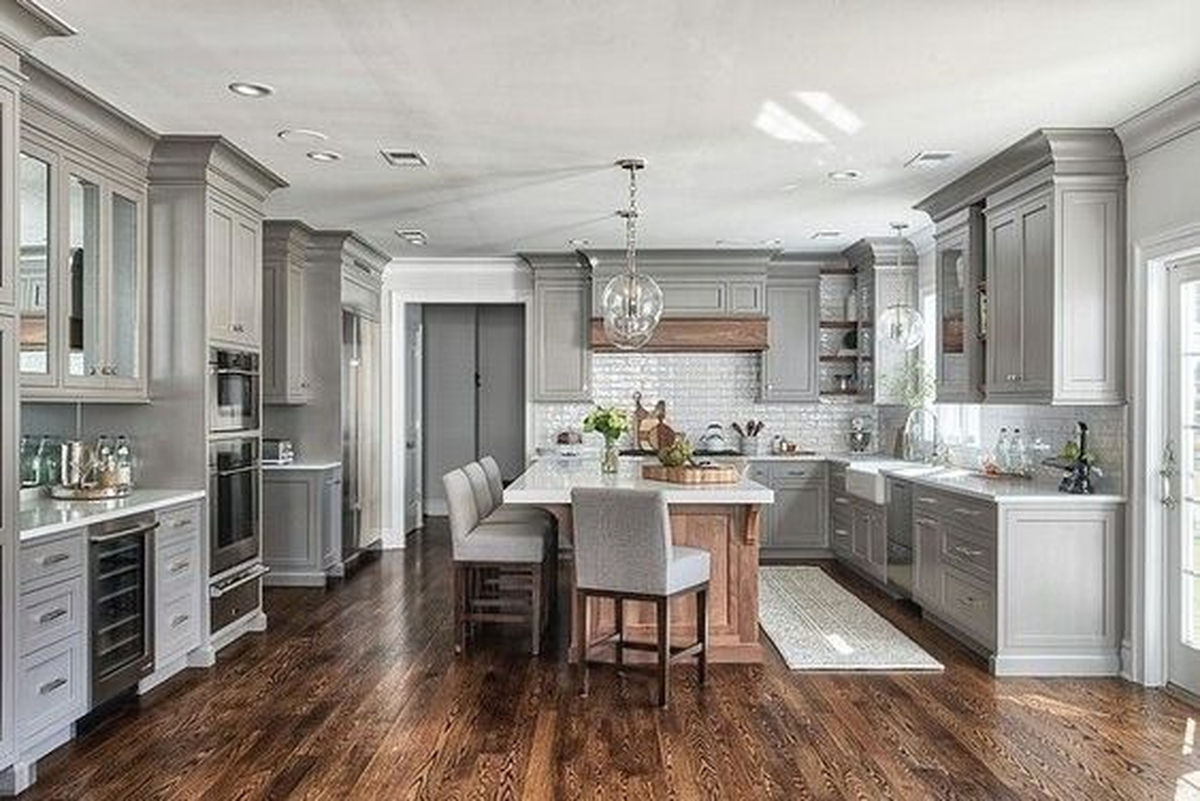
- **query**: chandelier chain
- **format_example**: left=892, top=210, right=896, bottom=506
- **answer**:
left=625, top=165, right=639, bottom=276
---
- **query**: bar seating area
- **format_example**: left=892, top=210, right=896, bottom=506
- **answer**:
left=442, top=461, right=557, bottom=655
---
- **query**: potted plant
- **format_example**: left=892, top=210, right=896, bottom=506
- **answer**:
left=582, top=406, right=630, bottom=473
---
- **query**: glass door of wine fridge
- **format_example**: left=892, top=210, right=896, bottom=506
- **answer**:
left=90, top=513, right=156, bottom=706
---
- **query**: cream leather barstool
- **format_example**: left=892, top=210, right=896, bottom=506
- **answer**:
left=570, top=487, right=710, bottom=707
left=443, top=468, right=553, bottom=655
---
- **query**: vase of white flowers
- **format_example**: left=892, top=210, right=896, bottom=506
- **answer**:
left=582, top=406, right=629, bottom=474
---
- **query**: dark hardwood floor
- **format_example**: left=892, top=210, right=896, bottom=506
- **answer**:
left=22, top=521, right=1200, bottom=800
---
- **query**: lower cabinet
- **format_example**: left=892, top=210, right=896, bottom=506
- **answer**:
left=753, top=461, right=827, bottom=559
left=912, top=514, right=942, bottom=609
left=262, top=464, right=343, bottom=586
left=153, top=501, right=204, bottom=672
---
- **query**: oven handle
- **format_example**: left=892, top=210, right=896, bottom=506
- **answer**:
left=213, top=464, right=260, bottom=478
left=210, top=564, right=270, bottom=597
left=209, top=368, right=260, bottom=376
left=89, top=521, right=160, bottom=544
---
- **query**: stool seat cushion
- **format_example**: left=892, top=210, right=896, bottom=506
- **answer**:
left=455, top=521, right=547, bottom=563
left=485, top=505, right=555, bottom=527
left=668, top=545, right=711, bottom=594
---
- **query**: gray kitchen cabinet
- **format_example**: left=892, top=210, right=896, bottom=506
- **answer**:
left=752, top=461, right=829, bottom=559
left=919, top=129, right=1125, bottom=406
left=531, top=268, right=591, bottom=402
left=761, top=276, right=819, bottom=402
left=587, top=251, right=770, bottom=318
left=152, top=502, right=204, bottom=676
left=18, top=83, right=152, bottom=401
left=263, top=221, right=311, bottom=404
left=262, top=465, right=343, bottom=586
left=0, top=78, right=15, bottom=309
left=912, top=514, right=942, bottom=609
left=934, top=206, right=985, bottom=402
left=209, top=198, right=263, bottom=349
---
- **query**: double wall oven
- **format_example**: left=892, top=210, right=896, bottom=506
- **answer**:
left=208, top=346, right=267, bottom=633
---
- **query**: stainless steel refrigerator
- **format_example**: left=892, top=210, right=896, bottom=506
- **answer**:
left=342, top=307, right=379, bottom=565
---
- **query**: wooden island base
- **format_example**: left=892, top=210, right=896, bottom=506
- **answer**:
left=540, top=503, right=763, bottom=664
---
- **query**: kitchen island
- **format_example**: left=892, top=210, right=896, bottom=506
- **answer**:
left=504, top=457, right=774, bottom=662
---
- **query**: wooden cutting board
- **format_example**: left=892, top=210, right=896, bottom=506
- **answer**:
left=642, top=463, right=740, bottom=485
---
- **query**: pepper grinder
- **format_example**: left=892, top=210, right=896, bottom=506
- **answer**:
left=1059, top=422, right=1095, bottom=495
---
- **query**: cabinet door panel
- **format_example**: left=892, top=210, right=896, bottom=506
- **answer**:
left=207, top=204, right=233, bottom=341
left=913, top=515, right=942, bottom=610
left=771, top=482, right=826, bottom=550
left=63, top=170, right=104, bottom=385
left=986, top=212, right=1022, bottom=393
left=1017, top=197, right=1052, bottom=394
left=18, top=152, right=53, bottom=383
left=762, top=280, right=818, bottom=401
left=657, top=279, right=725, bottom=316
left=533, top=280, right=590, bottom=401
left=106, top=190, right=143, bottom=389
left=286, top=263, right=308, bottom=397
left=232, top=215, right=261, bottom=346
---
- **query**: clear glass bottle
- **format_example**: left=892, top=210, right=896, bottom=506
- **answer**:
left=95, top=434, right=114, bottom=486
left=995, top=427, right=1011, bottom=473
left=115, top=435, right=133, bottom=488
left=1012, top=428, right=1028, bottom=476
left=37, top=435, right=60, bottom=487
left=19, top=435, right=38, bottom=487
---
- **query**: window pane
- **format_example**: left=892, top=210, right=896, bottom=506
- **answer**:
left=19, top=154, right=50, bottom=375
left=110, top=193, right=138, bottom=379
left=67, top=174, right=101, bottom=377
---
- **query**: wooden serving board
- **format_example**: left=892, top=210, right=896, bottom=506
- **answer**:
left=642, top=463, right=740, bottom=485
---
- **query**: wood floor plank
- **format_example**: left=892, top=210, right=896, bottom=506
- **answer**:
left=18, top=523, right=1200, bottom=800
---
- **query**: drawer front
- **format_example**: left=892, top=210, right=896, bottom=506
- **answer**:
left=159, top=535, right=201, bottom=599
left=830, top=520, right=852, bottom=555
left=19, top=575, right=85, bottom=656
left=829, top=464, right=847, bottom=494
left=913, top=488, right=948, bottom=518
left=211, top=577, right=260, bottom=633
left=945, top=495, right=996, bottom=534
left=18, top=634, right=85, bottom=738
left=747, top=463, right=772, bottom=485
left=20, top=533, right=86, bottom=588
left=941, top=526, right=996, bottom=580
left=158, top=501, right=203, bottom=544
left=941, top=566, right=995, bottom=648
left=771, top=462, right=827, bottom=483
left=158, top=590, right=201, bottom=663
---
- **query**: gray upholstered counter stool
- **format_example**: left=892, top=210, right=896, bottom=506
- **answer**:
left=479, top=456, right=555, bottom=526
left=570, top=487, right=710, bottom=707
left=443, top=468, right=554, bottom=656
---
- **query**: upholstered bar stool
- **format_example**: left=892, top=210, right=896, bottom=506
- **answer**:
left=443, top=468, right=553, bottom=655
left=570, top=488, right=710, bottom=707
left=479, top=456, right=555, bottom=526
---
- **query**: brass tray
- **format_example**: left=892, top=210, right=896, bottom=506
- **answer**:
left=48, top=485, right=132, bottom=501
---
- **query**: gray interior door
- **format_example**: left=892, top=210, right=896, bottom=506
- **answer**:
left=422, top=304, right=479, bottom=511
left=476, top=304, right=525, bottom=482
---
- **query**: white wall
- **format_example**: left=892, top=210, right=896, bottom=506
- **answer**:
left=1119, top=81, right=1200, bottom=684
left=383, top=258, right=534, bottom=539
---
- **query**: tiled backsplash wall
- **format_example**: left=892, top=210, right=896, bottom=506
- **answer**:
left=532, top=352, right=878, bottom=452
left=878, top=402, right=1127, bottom=492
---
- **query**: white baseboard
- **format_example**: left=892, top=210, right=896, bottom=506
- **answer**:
left=211, top=609, right=267, bottom=653
left=1120, top=638, right=1134, bottom=682
left=0, top=723, right=74, bottom=795
left=424, top=499, right=447, bottom=517
left=991, top=651, right=1122, bottom=677
left=139, top=653, right=191, bottom=694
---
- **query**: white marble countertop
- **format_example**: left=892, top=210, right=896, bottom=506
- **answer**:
left=504, top=457, right=774, bottom=505
left=878, top=466, right=1126, bottom=504
left=20, top=488, right=207, bottom=542
left=263, top=461, right=342, bottom=471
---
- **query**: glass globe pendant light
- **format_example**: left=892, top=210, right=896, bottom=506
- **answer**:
left=878, top=221, right=925, bottom=351
left=600, top=158, right=663, bottom=350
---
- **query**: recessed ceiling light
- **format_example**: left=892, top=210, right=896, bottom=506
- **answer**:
left=380, top=149, right=429, bottom=168
left=278, top=128, right=327, bottom=143
left=904, top=150, right=956, bottom=168
left=396, top=229, right=428, bottom=245
left=810, top=230, right=842, bottom=239
left=567, top=238, right=591, bottom=248
left=828, top=169, right=862, bottom=181
left=228, top=81, right=274, bottom=98
left=306, top=150, right=342, bottom=162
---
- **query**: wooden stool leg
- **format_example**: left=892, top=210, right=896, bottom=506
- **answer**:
left=656, top=597, right=670, bottom=707
left=696, top=587, right=708, bottom=687
left=576, top=589, right=590, bottom=697
left=453, top=564, right=465, bottom=655
left=530, top=563, right=543, bottom=656
left=614, top=598, right=624, bottom=668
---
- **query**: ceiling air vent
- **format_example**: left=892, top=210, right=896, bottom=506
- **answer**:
left=380, top=149, right=429, bottom=168
left=396, top=229, right=428, bottom=246
left=904, top=150, right=956, bottom=168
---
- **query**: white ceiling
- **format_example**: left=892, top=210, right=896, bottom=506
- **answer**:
left=30, top=0, right=1200, bottom=257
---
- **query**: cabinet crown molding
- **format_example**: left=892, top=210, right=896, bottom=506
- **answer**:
left=1117, top=80, right=1200, bottom=160
left=150, top=135, right=287, bottom=203
left=0, top=1, right=73, bottom=58
left=843, top=237, right=918, bottom=270
left=914, top=128, right=1125, bottom=222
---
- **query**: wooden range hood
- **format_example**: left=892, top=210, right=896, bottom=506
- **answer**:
left=589, top=316, right=769, bottom=352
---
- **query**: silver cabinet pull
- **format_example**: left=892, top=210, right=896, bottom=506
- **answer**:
left=833, top=497, right=849, bottom=506
left=40, top=552, right=71, bottom=566
left=917, top=496, right=938, bottom=505
left=39, top=677, right=67, bottom=695
left=38, top=608, right=68, bottom=624
left=169, top=560, right=191, bottom=574
left=170, top=518, right=194, bottom=529
left=952, top=544, right=984, bottom=558
left=1161, top=441, right=1179, bottom=510
left=171, top=614, right=190, bottom=628
left=953, top=507, right=982, bottom=517
left=958, top=595, right=983, bottom=608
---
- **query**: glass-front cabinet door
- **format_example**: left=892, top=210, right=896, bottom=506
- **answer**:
left=64, top=168, right=104, bottom=386
left=105, top=189, right=143, bottom=389
left=933, top=206, right=984, bottom=402
left=18, top=150, right=53, bottom=384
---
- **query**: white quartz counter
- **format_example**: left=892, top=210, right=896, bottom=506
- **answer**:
left=20, top=488, right=207, bottom=541
left=504, top=457, right=774, bottom=505
left=263, top=461, right=342, bottom=471
left=879, top=466, right=1126, bottom=505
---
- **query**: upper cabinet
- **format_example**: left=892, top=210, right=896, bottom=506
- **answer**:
left=524, top=254, right=592, bottom=402
left=262, top=221, right=310, bottom=405
left=588, top=250, right=769, bottom=318
left=209, top=199, right=263, bottom=349
left=18, top=61, right=154, bottom=401
left=760, top=265, right=819, bottom=402
left=916, top=129, right=1125, bottom=405
left=933, top=206, right=985, bottom=402
left=843, top=238, right=919, bottom=405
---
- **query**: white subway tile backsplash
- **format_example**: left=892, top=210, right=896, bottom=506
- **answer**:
left=533, top=352, right=878, bottom=453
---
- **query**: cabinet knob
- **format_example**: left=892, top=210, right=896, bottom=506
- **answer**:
left=88, top=366, right=98, bottom=376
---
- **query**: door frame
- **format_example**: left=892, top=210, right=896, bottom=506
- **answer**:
left=1131, top=222, right=1200, bottom=685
